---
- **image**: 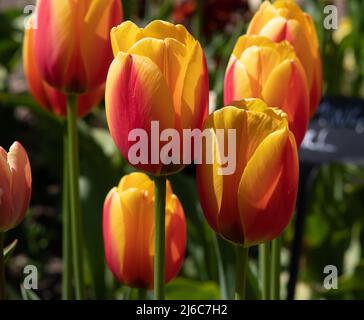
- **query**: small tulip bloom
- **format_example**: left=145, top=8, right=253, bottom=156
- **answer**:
left=247, top=0, right=322, bottom=116
left=0, top=142, right=32, bottom=232
left=224, top=35, right=309, bottom=146
left=23, top=18, right=104, bottom=117
left=103, top=173, right=186, bottom=289
left=197, top=99, right=298, bottom=247
left=105, top=20, right=209, bottom=175
left=35, top=0, right=123, bottom=94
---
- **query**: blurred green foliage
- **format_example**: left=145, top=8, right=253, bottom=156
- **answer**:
left=0, top=0, right=364, bottom=300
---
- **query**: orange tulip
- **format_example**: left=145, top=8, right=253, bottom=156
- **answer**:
left=224, top=35, right=309, bottom=145
left=35, top=0, right=123, bottom=94
left=247, top=0, right=322, bottom=116
left=105, top=20, right=209, bottom=175
left=197, top=99, right=298, bottom=247
left=23, top=17, right=104, bottom=118
left=103, top=173, right=186, bottom=288
left=0, top=142, right=32, bottom=232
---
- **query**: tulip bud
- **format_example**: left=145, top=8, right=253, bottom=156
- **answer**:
left=224, top=35, right=309, bottom=145
left=105, top=20, right=209, bottom=175
left=197, top=99, right=298, bottom=247
left=247, top=0, right=322, bottom=116
left=23, top=17, right=104, bottom=118
left=103, top=173, right=186, bottom=288
left=35, top=0, right=123, bottom=94
left=0, top=142, right=32, bottom=232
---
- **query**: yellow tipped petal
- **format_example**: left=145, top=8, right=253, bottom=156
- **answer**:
left=111, top=21, right=142, bottom=55
left=238, top=128, right=298, bottom=246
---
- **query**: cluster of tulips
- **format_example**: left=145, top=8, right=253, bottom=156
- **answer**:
left=0, top=0, right=322, bottom=300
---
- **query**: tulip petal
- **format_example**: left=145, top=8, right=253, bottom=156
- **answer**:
left=247, top=1, right=277, bottom=35
left=80, top=0, right=122, bottom=90
left=36, top=0, right=87, bottom=92
left=143, top=20, right=194, bottom=45
left=119, top=189, right=155, bottom=288
left=127, top=37, right=188, bottom=113
left=180, top=40, right=209, bottom=130
left=0, top=148, right=12, bottom=231
left=238, top=128, right=298, bottom=246
left=111, top=21, right=142, bottom=56
left=103, top=188, right=125, bottom=283
left=262, top=58, right=309, bottom=145
left=105, top=52, right=175, bottom=174
left=165, top=195, right=186, bottom=282
left=7, top=142, right=32, bottom=227
left=224, top=57, right=253, bottom=105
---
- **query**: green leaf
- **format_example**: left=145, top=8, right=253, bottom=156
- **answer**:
left=78, top=121, right=125, bottom=299
left=20, top=285, right=41, bottom=300
left=166, top=278, right=220, bottom=300
left=3, top=238, right=17, bottom=262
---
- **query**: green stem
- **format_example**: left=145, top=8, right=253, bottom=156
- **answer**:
left=212, top=232, right=228, bottom=300
left=137, top=288, right=147, bottom=300
left=154, top=176, right=166, bottom=300
left=235, top=245, right=249, bottom=300
left=0, top=232, right=5, bottom=300
left=271, top=237, right=281, bottom=300
left=62, top=122, right=72, bottom=300
left=67, top=95, right=85, bottom=300
left=259, top=243, right=271, bottom=300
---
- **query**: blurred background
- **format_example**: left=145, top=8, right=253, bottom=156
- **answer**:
left=0, top=0, right=364, bottom=300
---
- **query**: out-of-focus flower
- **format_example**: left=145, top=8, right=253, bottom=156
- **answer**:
left=197, top=99, right=298, bottom=246
left=173, top=0, right=196, bottom=22
left=103, top=172, right=186, bottom=288
left=224, top=35, right=309, bottom=145
left=333, top=17, right=352, bottom=44
left=23, top=18, right=104, bottom=117
left=247, top=0, right=322, bottom=116
left=172, top=0, right=250, bottom=36
left=106, top=20, right=209, bottom=175
left=35, top=0, right=123, bottom=94
left=0, top=142, right=32, bottom=232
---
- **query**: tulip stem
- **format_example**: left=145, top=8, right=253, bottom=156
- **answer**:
left=154, top=175, right=166, bottom=300
left=62, top=122, right=72, bottom=300
left=0, top=232, right=5, bottom=300
left=271, top=237, right=281, bottom=300
left=235, top=245, right=249, bottom=300
left=259, top=243, right=271, bottom=300
left=67, top=95, right=85, bottom=300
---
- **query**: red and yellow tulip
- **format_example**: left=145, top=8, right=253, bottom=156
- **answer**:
left=197, top=99, right=298, bottom=247
left=35, top=0, right=123, bottom=94
left=105, top=20, right=209, bottom=175
left=224, top=35, right=309, bottom=145
left=103, top=173, right=186, bottom=288
left=23, top=18, right=104, bottom=117
left=247, top=0, right=322, bottom=116
left=0, top=142, right=32, bottom=232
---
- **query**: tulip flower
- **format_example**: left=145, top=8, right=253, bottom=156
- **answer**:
left=23, top=17, right=104, bottom=117
left=0, top=142, right=32, bottom=232
left=247, top=0, right=322, bottom=116
left=103, top=172, right=186, bottom=288
left=224, top=35, right=309, bottom=146
left=197, top=99, right=298, bottom=247
left=35, top=0, right=123, bottom=94
left=106, top=20, right=209, bottom=175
